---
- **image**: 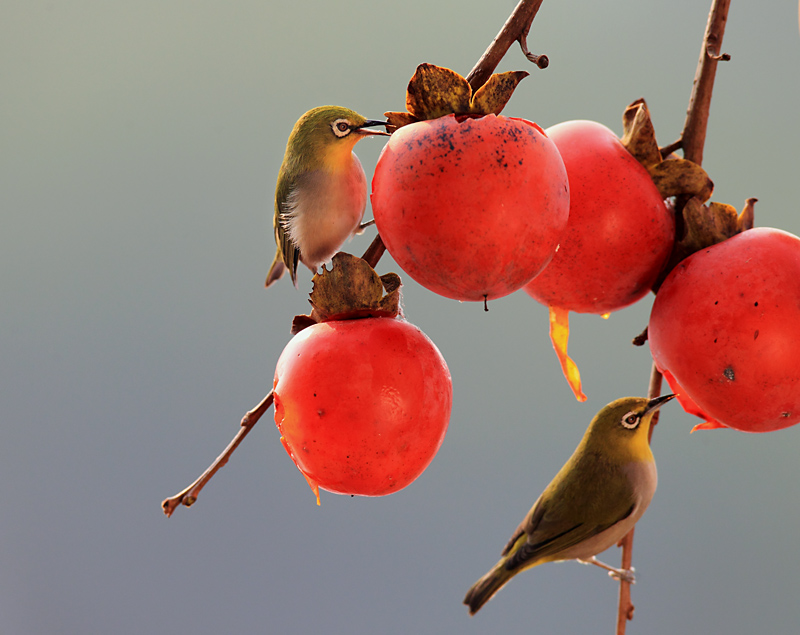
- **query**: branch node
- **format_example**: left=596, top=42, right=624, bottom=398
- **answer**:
left=519, top=33, right=549, bottom=69
left=631, top=326, right=648, bottom=347
left=706, top=36, right=731, bottom=61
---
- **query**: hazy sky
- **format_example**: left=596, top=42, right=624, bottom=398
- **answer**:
left=2, top=1, right=799, bottom=634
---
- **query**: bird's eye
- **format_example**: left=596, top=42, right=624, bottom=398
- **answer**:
left=620, top=411, right=640, bottom=429
left=331, top=119, right=352, bottom=138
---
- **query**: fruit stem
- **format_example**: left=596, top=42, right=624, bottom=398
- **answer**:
left=617, top=0, right=731, bottom=632
left=161, top=391, right=274, bottom=517
left=362, top=233, right=387, bottom=268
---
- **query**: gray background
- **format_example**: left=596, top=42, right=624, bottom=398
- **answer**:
left=3, top=1, right=799, bottom=633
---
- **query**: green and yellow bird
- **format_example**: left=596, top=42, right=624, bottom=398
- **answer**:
left=464, top=394, right=675, bottom=616
left=265, top=106, right=389, bottom=288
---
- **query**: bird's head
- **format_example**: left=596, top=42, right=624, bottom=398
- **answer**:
left=584, top=394, right=676, bottom=462
left=287, top=106, right=389, bottom=170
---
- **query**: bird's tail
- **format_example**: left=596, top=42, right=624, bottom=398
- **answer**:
left=463, top=561, right=515, bottom=616
left=265, top=254, right=285, bottom=288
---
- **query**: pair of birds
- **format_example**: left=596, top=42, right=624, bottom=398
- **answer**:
left=266, top=106, right=674, bottom=616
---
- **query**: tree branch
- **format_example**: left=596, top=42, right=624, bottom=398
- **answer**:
left=681, top=0, right=732, bottom=166
left=616, top=0, right=731, bottom=630
left=466, top=0, right=547, bottom=90
left=161, top=391, right=274, bottom=516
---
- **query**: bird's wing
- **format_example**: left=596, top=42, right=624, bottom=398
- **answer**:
left=274, top=174, right=300, bottom=286
left=502, top=454, right=638, bottom=572
left=504, top=502, right=635, bottom=572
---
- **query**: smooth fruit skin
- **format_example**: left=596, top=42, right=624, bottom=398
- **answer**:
left=273, top=317, right=452, bottom=496
left=371, top=114, right=569, bottom=302
left=649, top=228, right=800, bottom=432
left=524, top=120, right=674, bottom=314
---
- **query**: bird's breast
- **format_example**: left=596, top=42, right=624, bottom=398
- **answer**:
left=284, top=154, right=367, bottom=268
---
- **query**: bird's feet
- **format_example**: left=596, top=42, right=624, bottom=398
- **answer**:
left=355, top=219, right=375, bottom=235
left=608, top=567, right=636, bottom=584
left=578, top=557, right=636, bottom=584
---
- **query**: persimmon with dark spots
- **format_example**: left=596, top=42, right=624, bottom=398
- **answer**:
left=371, top=113, right=569, bottom=302
left=649, top=227, right=800, bottom=433
left=273, top=316, right=452, bottom=502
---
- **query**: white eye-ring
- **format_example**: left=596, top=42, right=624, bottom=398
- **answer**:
left=331, top=119, right=353, bottom=138
left=620, top=411, right=641, bottom=429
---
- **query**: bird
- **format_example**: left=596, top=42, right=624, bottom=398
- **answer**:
left=463, top=393, right=676, bottom=616
left=265, top=106, right=389, bottom=288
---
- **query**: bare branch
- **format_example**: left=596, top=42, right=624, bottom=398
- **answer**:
left=466, top=0, right=547, bottom=90
left=362, top=233, right=387, bottom=268
left=162, top=391, right=274, bottom=517
left=681, top=0, right=732, bottom=166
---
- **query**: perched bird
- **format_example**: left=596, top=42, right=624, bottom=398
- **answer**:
left=463, top=394, right=676, bottom=616
left=265, top=106, right=389, bottom=288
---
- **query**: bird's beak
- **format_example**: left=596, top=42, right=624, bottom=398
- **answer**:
left=356, top=120, right=391, bottom=136
left=643, top=393, right=676, bottom=416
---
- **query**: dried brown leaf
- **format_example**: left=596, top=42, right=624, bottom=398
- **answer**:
left=620, top=99, right=661, bottom=168
left=291, top=253, right=402, bottom=333
left=384, top=111, right=418, bottom=132
left=648, top=158, right=714, bottom=203
left=469, top=70, right=529, bottom=115
left=738, top=197, right=757, bottom=231
left=406, top=63, right=472, bottom=121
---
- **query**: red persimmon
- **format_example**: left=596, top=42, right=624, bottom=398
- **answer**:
left=371, top=114, right=569, bottom=302
left=525, top=120, right=673, bottom=314
left=273, top=317, right=452, bottom=501
left=649, top=227, right=800, bottom=432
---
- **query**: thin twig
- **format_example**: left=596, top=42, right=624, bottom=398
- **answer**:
left=616, top=0, right=731, bottom=631
left=162, top=391, right=274, bottom=516
left=362, top=233, right=387, bottom=268
left=681, top=0, right=732, bottom=166
left=466, top=0, right=547, bottom=90
left=659, top=139, right=683, bottom=159
left=519, top=19, right=549, bottom=68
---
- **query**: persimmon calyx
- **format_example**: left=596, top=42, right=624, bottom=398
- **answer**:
left=385, top=63, right=529, bottom=131
left=291, top=253, right=402, bottom=334
left=621, top=98, right=713, bottom=203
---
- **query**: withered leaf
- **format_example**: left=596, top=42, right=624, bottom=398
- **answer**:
left=406, top=63, right=472, bottom=121
left=618, top=98, right=714, bottom=204
left=384, top=111, right=418, bottom=133
left=648, top=158, right=714, bottom=203
left=389, top=63, right=528, bottom=129
left=469, top=70, right=529, bottom=116
left=620, top=99, right=661, bottom=168
left=738, top=197, right=757, bottom=232
left=291, top=253, right=402, bottom=333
